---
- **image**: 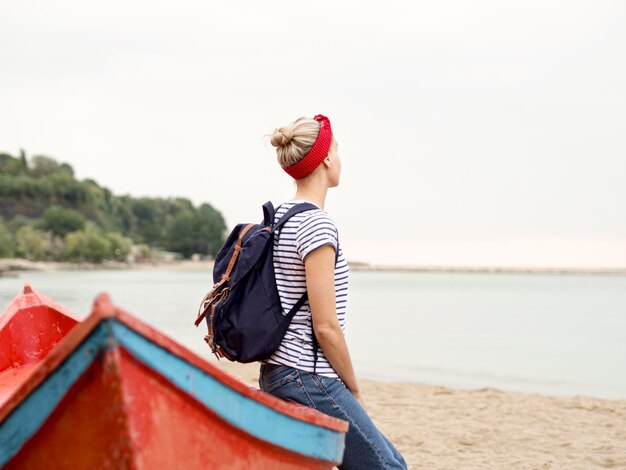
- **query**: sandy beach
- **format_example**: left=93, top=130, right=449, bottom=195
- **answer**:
left=214, top=362, right=626, bottom=469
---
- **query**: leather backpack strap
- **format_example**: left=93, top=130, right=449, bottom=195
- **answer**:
left=194, top=223, right=255, bottom=327
left=221, top=223, right=255, bottom=282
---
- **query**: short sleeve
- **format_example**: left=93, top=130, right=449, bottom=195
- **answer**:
left=295, top=211, right=338, bottom=261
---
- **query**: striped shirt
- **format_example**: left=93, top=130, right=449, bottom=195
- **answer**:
left=264, top=200, right=349, bottom=378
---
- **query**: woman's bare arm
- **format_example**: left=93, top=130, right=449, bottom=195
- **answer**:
left=304, top=244, right=365, bottom=407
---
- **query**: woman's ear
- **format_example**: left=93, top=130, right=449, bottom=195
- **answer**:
left=323, top=156, right=332, bottom=168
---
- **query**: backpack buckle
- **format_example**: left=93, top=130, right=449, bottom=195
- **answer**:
left=194, top=280, right=226, bottom=326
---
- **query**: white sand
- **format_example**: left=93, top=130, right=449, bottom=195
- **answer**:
left=214, top=361, right=626, bottom=469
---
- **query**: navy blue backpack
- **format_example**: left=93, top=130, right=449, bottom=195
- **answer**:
left=194, top=201, right=320, bottom=363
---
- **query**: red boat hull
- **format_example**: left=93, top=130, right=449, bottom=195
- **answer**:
left=0, top=284, right=80, bottom=408
left=0, top=288, right=348, bottom=469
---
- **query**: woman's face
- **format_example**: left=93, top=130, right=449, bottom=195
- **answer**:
left=327, top=140, right=341, bottom=187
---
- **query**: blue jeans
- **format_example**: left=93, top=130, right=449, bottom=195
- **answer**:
left=259, top=364, right=407, bottom=469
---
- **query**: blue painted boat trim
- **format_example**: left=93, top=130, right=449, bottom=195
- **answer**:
left=0, top=324, right=109, bottom=467
left=0, top=319, right=345, bottom=466
left=110, top=321, right=345, bottom=462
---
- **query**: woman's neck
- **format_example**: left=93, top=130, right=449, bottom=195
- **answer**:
left=293, top=178, right=328, bottom=210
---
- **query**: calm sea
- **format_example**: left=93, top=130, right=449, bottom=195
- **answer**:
left=1, top=269, right=625, bottom=400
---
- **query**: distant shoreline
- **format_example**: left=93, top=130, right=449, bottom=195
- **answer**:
left=2, top=257, right=625, bottom=277
left=349, top=262, right=626, bottom=276
left=0, top=258, right=215, bottom=275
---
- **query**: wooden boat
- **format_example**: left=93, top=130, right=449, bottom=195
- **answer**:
left=0, top=283, right=81, bottom=409
left=0, top=287, right=348, bottom=469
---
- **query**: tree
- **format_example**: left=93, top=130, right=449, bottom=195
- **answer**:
left=130, top=198, right=165, bottom=244
left=47, top=233, right=65, bottom=261
left=7, top=215, right=32, bottom=234
left=106, top=232, right=132, bottom=262
left=58, top=163, right=74, bottom=176
left=0, top=153, right=25, bottom=176
left=197, top=203, right=226, bottom=256
left=162, top=205, right=226, bottom=258
left=39, top=205, right=86, bottom=237
left=19, top=149, right=28, bottom=171
left=111, top=196, right=138, bottom=234
left=29, top=155, right=60, bottom=177
left=63, top=224, right=112, bottom=263
left=0, top=149, right=228, bottom=262
left=0, top=217, right=12, bottom=257
left=163, top=212, right=199, bottom=258
left=15, top=226, right=50, bottom=260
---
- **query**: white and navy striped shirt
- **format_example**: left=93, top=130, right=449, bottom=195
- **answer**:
left=265, top=200, right=349, bottom=378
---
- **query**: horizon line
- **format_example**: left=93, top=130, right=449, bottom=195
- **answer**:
left=347, top=261, right=626, bottom=276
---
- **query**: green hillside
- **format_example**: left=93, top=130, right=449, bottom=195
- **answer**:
left=0, top=150, right=226, bottom=262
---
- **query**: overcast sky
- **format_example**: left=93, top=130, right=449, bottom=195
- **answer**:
left=1, top=1, right=625, bottom=268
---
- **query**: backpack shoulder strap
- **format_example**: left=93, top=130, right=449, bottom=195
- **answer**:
left=272, top=201, right=340, bottom=375
left=262, top=201, right=275, bottom=226
left=273, top=202, right=319, bottom=231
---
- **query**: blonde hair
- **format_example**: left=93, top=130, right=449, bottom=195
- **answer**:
left=270, top=117, right=321, bottom=168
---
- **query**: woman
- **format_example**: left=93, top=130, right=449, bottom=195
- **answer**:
left=259, top=114, right=407, bottom=469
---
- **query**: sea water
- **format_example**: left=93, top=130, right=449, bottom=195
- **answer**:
left=1, top=269, right=624, bottom=400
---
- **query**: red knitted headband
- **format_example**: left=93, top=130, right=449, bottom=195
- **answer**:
left=283, top=114, right=333, bottom=180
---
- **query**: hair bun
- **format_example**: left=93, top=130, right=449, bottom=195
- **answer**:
left=270, top=127, right=294, bottom=147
